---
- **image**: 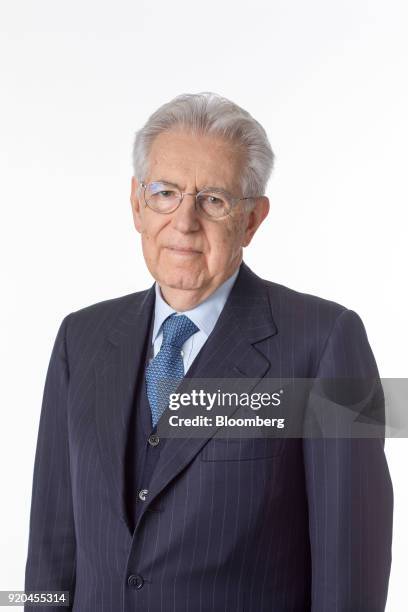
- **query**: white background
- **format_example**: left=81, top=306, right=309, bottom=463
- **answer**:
left=1, top=0, right=407, bottom=609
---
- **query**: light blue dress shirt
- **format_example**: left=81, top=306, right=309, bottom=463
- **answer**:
left=150, top=266, right=240, bottom=374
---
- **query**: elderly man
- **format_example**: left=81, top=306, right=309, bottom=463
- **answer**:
left=24, top=92, right=393, bottom=611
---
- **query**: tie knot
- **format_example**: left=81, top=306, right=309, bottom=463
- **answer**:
left=161, top=314, right=199, bottom=349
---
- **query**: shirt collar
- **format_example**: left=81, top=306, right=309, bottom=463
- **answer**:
left=152, top=265, right=240, bottom=343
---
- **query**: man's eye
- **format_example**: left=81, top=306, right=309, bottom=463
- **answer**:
left=159, top=191, right=174, bottom=197
left=205, top=196, right=222, bottom=204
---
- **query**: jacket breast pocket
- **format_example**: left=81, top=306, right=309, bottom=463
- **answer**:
left=200, top=437, right=285, bottom=461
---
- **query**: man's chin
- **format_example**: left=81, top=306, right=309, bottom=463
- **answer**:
left=158, top=268, right=206, bottom=292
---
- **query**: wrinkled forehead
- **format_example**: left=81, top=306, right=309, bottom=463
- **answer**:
left=145, top=129, right=246, bottom=194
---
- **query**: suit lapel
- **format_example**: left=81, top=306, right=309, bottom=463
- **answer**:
left=94, top=285, right=155, bottom=534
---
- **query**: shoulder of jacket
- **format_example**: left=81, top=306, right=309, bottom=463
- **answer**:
left=64, top=288, right=151, bottom=341
left=257, top=274, right=348, bottom=317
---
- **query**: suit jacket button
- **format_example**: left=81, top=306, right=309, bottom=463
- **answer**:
left=138, top=489, right=149, bottom=501
left=127, top=574, right=144, bottom=589
left=148, top=434, right=160, bottom=446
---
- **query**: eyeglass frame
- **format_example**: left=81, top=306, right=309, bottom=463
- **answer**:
left=138, top=179, right=259, bottom=219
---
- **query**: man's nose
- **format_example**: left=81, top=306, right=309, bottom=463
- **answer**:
left=171, top=192, right=201, bottom=231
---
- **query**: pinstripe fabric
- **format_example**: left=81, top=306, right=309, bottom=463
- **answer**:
left=24, top=261, right=393, bottom=611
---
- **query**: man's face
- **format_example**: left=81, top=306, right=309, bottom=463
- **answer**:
left=130, top=129, right=269, bottom=299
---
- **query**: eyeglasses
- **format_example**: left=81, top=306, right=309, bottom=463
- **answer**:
left=139, top=180, right=256, bottom=219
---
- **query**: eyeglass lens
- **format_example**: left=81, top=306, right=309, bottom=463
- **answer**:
left=145, top=181, right=232, bottom=218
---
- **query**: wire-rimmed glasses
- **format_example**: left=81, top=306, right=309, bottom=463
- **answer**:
left=139, top=180, right=256, bottom=219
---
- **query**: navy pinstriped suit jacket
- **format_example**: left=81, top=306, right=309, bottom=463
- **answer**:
left=24, top=261, right=393, bottom=611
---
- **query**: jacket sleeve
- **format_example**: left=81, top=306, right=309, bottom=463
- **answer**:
left=24, top=314, right=76, bottom=611
left=303, top=309, right=393, bottom=612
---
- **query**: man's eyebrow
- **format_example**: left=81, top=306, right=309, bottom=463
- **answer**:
left=153, top=179, right=230, bottom=192
left=152, top=179, right=180, bottom=187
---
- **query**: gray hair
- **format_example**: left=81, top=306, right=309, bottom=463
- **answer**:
left=132, top=92, right=275, bottom=207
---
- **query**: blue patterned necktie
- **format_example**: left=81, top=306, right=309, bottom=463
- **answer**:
left=146, top=313, right=199, bottom=428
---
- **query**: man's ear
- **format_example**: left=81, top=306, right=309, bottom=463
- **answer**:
left=242, top=196, right=270, bottom=247
left=130, top=176, right=143, bottom=233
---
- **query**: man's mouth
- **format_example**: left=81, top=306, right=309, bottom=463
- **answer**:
left=166, top=246, right=202, bottom=255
